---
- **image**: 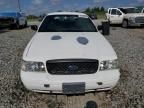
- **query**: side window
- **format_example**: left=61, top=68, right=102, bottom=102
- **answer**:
left=111, top=9, right=117, bottom=15
left=117, top=10, right=122, bottom=15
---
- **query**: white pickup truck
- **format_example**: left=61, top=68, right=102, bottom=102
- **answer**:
left=106, top=7, right=144, bottom=28
left=21, top=12, right=120, bottom=94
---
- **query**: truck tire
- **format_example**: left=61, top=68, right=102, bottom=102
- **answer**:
left=122, top=20, right=128, bottom=28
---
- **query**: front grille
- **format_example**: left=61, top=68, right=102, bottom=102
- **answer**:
left=135, top=17, right=144, bottom=23
left=46, top=59, right=99, bottom=75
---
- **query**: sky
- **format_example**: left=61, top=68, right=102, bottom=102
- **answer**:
left=0, top=0, right=144, bottom=15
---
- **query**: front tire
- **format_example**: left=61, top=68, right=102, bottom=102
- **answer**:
left=122, top=20, right=128, bottom=28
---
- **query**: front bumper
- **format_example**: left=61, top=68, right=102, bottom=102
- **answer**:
left=20, top=69, right=120, bottom=94
left=128, top=20, right=144, bottom=27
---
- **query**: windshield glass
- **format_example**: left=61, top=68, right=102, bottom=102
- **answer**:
left=38, top=15, right=97, bottom=32
left=0, top=12, right=17, bottom=17
left=119, top=8, right=139, bottom=14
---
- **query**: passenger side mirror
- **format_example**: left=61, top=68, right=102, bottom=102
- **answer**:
left=98, top=21, right=110, bottom=36
left=118, top=12, right=122, bottom=16
left=31, top=25, right=38, bottom=31
left=97, top=25, right=102, bottom=30
left=102, top=21, right=110, bottom=36
left=117, top=10, right=122, bottom=16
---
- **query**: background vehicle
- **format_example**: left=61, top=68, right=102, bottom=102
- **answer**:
left=106, top=7, right=144, bottom=28
left=0, top=12, right=27, bottom=29
left=21, top=12, right=119, bottom=94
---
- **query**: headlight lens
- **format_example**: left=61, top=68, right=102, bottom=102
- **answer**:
left=21, top=61, right=46, bottom=72
left=99, top=59, right=118, bottom=71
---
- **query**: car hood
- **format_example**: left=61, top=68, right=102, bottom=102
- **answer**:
left=124, top=13, right=144, bottom=18
left=23, top=32, right=117, bottom=61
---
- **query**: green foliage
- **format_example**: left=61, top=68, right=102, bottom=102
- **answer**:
left=27, top=15, right=38, bottom=20
left=83, top=6, right=106, bottom=19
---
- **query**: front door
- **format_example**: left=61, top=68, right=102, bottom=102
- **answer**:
left=110, top=9, right=123, bottom=24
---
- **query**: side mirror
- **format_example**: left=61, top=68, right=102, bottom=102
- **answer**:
left=97, top=25, right=102, bottom=30
left=98, top=21, right=110, bottom=36
left=102, top=21, right=110, bottom=36
left=31, top=25, right=38, bottom=31
left=118, top=13, right=122, bottom=16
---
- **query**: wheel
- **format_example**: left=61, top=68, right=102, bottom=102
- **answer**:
left=122, top=20, right=128, bottom=28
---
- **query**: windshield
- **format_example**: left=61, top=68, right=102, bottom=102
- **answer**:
left=38, top=15, right=97, bottom=32
left=0, top=12, right=17, bottom=17
left=119, top=8, right=139, bottom=14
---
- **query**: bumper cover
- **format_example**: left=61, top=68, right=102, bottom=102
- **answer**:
left=128, top=20, right=144, bottom=27
left=20, top=69, right=120, bottom=94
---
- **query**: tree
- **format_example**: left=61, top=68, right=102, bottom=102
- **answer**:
left=100, top=7, right=105, bottom=12
left=83, top=6, right=106, bottom=19
left=84, top=8, right=91, bottom=15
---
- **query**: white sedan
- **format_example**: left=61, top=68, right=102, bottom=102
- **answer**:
left=21, top=12, right=120, bottom=94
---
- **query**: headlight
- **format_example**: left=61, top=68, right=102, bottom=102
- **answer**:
left=99, top=59, right=118, bottom=71
left=21, top=61, right=46, bottom=72
left=129, top=17, right=135, bottom=22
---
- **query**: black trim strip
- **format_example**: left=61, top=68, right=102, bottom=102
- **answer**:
left=47, top=59, right=98, bottom=63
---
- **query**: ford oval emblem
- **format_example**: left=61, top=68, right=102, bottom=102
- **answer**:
left=68, top=65, right=79, bottom=71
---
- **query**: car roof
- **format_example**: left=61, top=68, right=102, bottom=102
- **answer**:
left=47, top=12, right=87, bottom=16
left=118, top=7, right=136, bottom=9
left=108, top=7, right=136, bottom=9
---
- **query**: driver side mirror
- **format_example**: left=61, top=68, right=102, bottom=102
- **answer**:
left=31, top=25, right=38, bottom=31
left=118, top=13, right=122, bottom=16
left=117, top=11, right=122, bottom=16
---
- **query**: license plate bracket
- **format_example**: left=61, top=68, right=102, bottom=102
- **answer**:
left=63, top=82, right=85, bottom=94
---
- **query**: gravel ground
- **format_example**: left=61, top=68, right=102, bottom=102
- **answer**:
left=106, top=27, right=144, bottom=108
left=0, top=23, right=144, bottom=108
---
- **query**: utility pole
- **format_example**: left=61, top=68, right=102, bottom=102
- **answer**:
left=18, top=0, right=21, bottom=12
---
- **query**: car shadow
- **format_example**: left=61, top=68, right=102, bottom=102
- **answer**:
left=0, top=27, right=9, bottom=33
left=9, top=25, right=29, bottom=30
left=110, top=24, right=121, bottom=27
